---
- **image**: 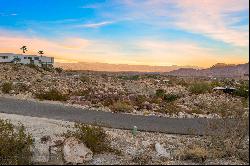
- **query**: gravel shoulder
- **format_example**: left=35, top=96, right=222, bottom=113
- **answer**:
left=0, top=113, right=247, bottom=165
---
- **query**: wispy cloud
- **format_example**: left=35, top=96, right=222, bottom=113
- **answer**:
left=0, top=13, right=18, bottom=16
left=105, top=0, right=249, bottom=47
left=78, top=21, right=114, bottom=28
left=80, top=4, right=100, bottom=9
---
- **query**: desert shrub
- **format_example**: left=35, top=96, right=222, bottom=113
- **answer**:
left=155, top=103, right=182, bottom=115
left=189, top=109, right=204, bottom=115
left=1, top=82, right=13, bottom=94
left=63, top=123, right=116, bottom=154
left=130, top=95, right=147, bottom=109
left=72, top=89, right=91, bottom=97
left=17, top=83, right=30, bottom=93
left=176, top=79, right=189, bottom=87
left=163, top=93, right=180, bottom=103
left=35, top=89, right=69, bottom=101
left=118, top=75, right=140, bottom=80
left=233, top=83, right=249, bottom=99
left=0, top=119, right=33, bottom=165
left=42, top=66, right=53, bottom=72
left=210, top=80, right=224, bottom=88
left=26, top=64, right=41, bottom=72
left=144, top=74, right=159, bottom=79
left=80, top=75, right=90, bottom=83
left=155, top=89, right=165, bottom=98
left=54, top=67, right=63, bottom=73
left=110, top=101, right=133, bottom=113
left=189, top=82, right=212, bottom=94
left=178, top=146, right=208, bottom=163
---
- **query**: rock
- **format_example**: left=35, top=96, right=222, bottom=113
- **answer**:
left=51, top=136, right=65, bottom=147
left=155, top=142, right=170, bottom=158
left=32, top=141, right=51, bottom=163
left=41, top=135, right=51, bottom=144
left=142, top=140, right=151, bottom=148
left=63, top=137, right=93, bottom=164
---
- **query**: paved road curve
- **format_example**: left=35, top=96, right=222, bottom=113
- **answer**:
left=0, top=97, right=242, bottom=135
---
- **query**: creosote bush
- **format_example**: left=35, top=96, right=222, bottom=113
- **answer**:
left=35, top=89, right=69, bottom=101
left=155, top=89, right=165, bottom=98
left=110, top=101, right=134, bottom=113
left=163, top=93, right=180, bottom=103
left=55, top=67, right=63, bottom=73
left=80, top=75, right=91, bottom=83
left=0, top=119, right=33, bottom=165
left=1, top=82, right=13, bottom=94
left=178, top=146, right=208, bottom=163
left=189, top=82, right=212, bottom=94
left=233, top=83, right=249, bottom=99
left=63, top=123, right=118, bottom=154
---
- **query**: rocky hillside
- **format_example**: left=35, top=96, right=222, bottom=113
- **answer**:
left=167, top=63, right=249, bottom=78
left=56, top=62, right=201, bottom=72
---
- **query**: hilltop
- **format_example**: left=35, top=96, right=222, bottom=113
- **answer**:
left=167, top=63, right=249, bottom=78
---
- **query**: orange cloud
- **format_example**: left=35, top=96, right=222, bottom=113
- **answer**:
left=0, top=29, right=248, bottom=68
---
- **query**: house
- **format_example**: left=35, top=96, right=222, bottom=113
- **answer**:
left=0, top=53, right=54, bottom=67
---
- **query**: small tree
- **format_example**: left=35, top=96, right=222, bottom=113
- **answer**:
left=38, top=50, right=44, bottom=56
left=20, top=46, right=28, bottom=53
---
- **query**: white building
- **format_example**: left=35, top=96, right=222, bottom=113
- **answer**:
left=0, top=53, right=54, bottom=67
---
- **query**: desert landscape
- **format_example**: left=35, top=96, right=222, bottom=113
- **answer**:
left=0, top=63, right=249, bottom=165
left=0, top=0, right=249, bottom=165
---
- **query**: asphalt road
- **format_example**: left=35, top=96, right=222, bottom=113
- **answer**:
left=0, top=97, right=244, bottom=135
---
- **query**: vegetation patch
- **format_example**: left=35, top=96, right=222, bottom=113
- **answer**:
left=1, top=82, right=13, bottom=94
left=117, top=75, right=140, bottom=81
left=233, top=83, right=249, bottom=99
left=110, top=101, right=134, bottom=113
left=189, top=82, right=212, bottom=94
left=35, top=89, right=69, bottom=101
left=178, top=146, right=208, bottom=163
left=80, top=75, right=91, bottom=83
left=163, top=93, right=180, bottom=103
left=0, top=119, right=33, bottom=165
left=54, top=67, right=63, bottom=73
left=63, top=123, right=119, bottom=154
left=155, top=89, right=165, bottom=98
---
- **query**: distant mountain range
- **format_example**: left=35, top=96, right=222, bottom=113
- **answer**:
left=166, top=63, right=249, bottom=78
left=56, top=61, right=249, bottom=78
left=55, top=62, right=201, bottom=72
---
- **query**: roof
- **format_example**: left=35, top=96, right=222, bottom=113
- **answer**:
left=213, top=86, right=236, bottom=90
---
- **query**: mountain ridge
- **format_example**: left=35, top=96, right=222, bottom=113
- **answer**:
left=167, top=62, right=249, bottom=78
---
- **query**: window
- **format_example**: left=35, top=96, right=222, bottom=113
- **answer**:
left=0, top=56, right=8, bottom=59
left=34, top=57, right=39, bottom=60
left=24, top=57, right=27, bottom=59
left=28, top=57, right=32, bottom=60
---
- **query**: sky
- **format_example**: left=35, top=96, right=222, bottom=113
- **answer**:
left=0, top=0, right=249, bottom=67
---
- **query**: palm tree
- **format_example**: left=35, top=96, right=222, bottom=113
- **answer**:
left=20, top=46, right=28, bottom=53
left=38, top=50, right=44, bottom=56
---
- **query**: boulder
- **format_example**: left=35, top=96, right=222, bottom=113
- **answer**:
left=63, top=137, right=93, bottom=164
left=155, top=142, right=170, bottom=158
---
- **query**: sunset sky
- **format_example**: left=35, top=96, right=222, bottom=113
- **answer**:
left=0, top=0, right=249, bottom=67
